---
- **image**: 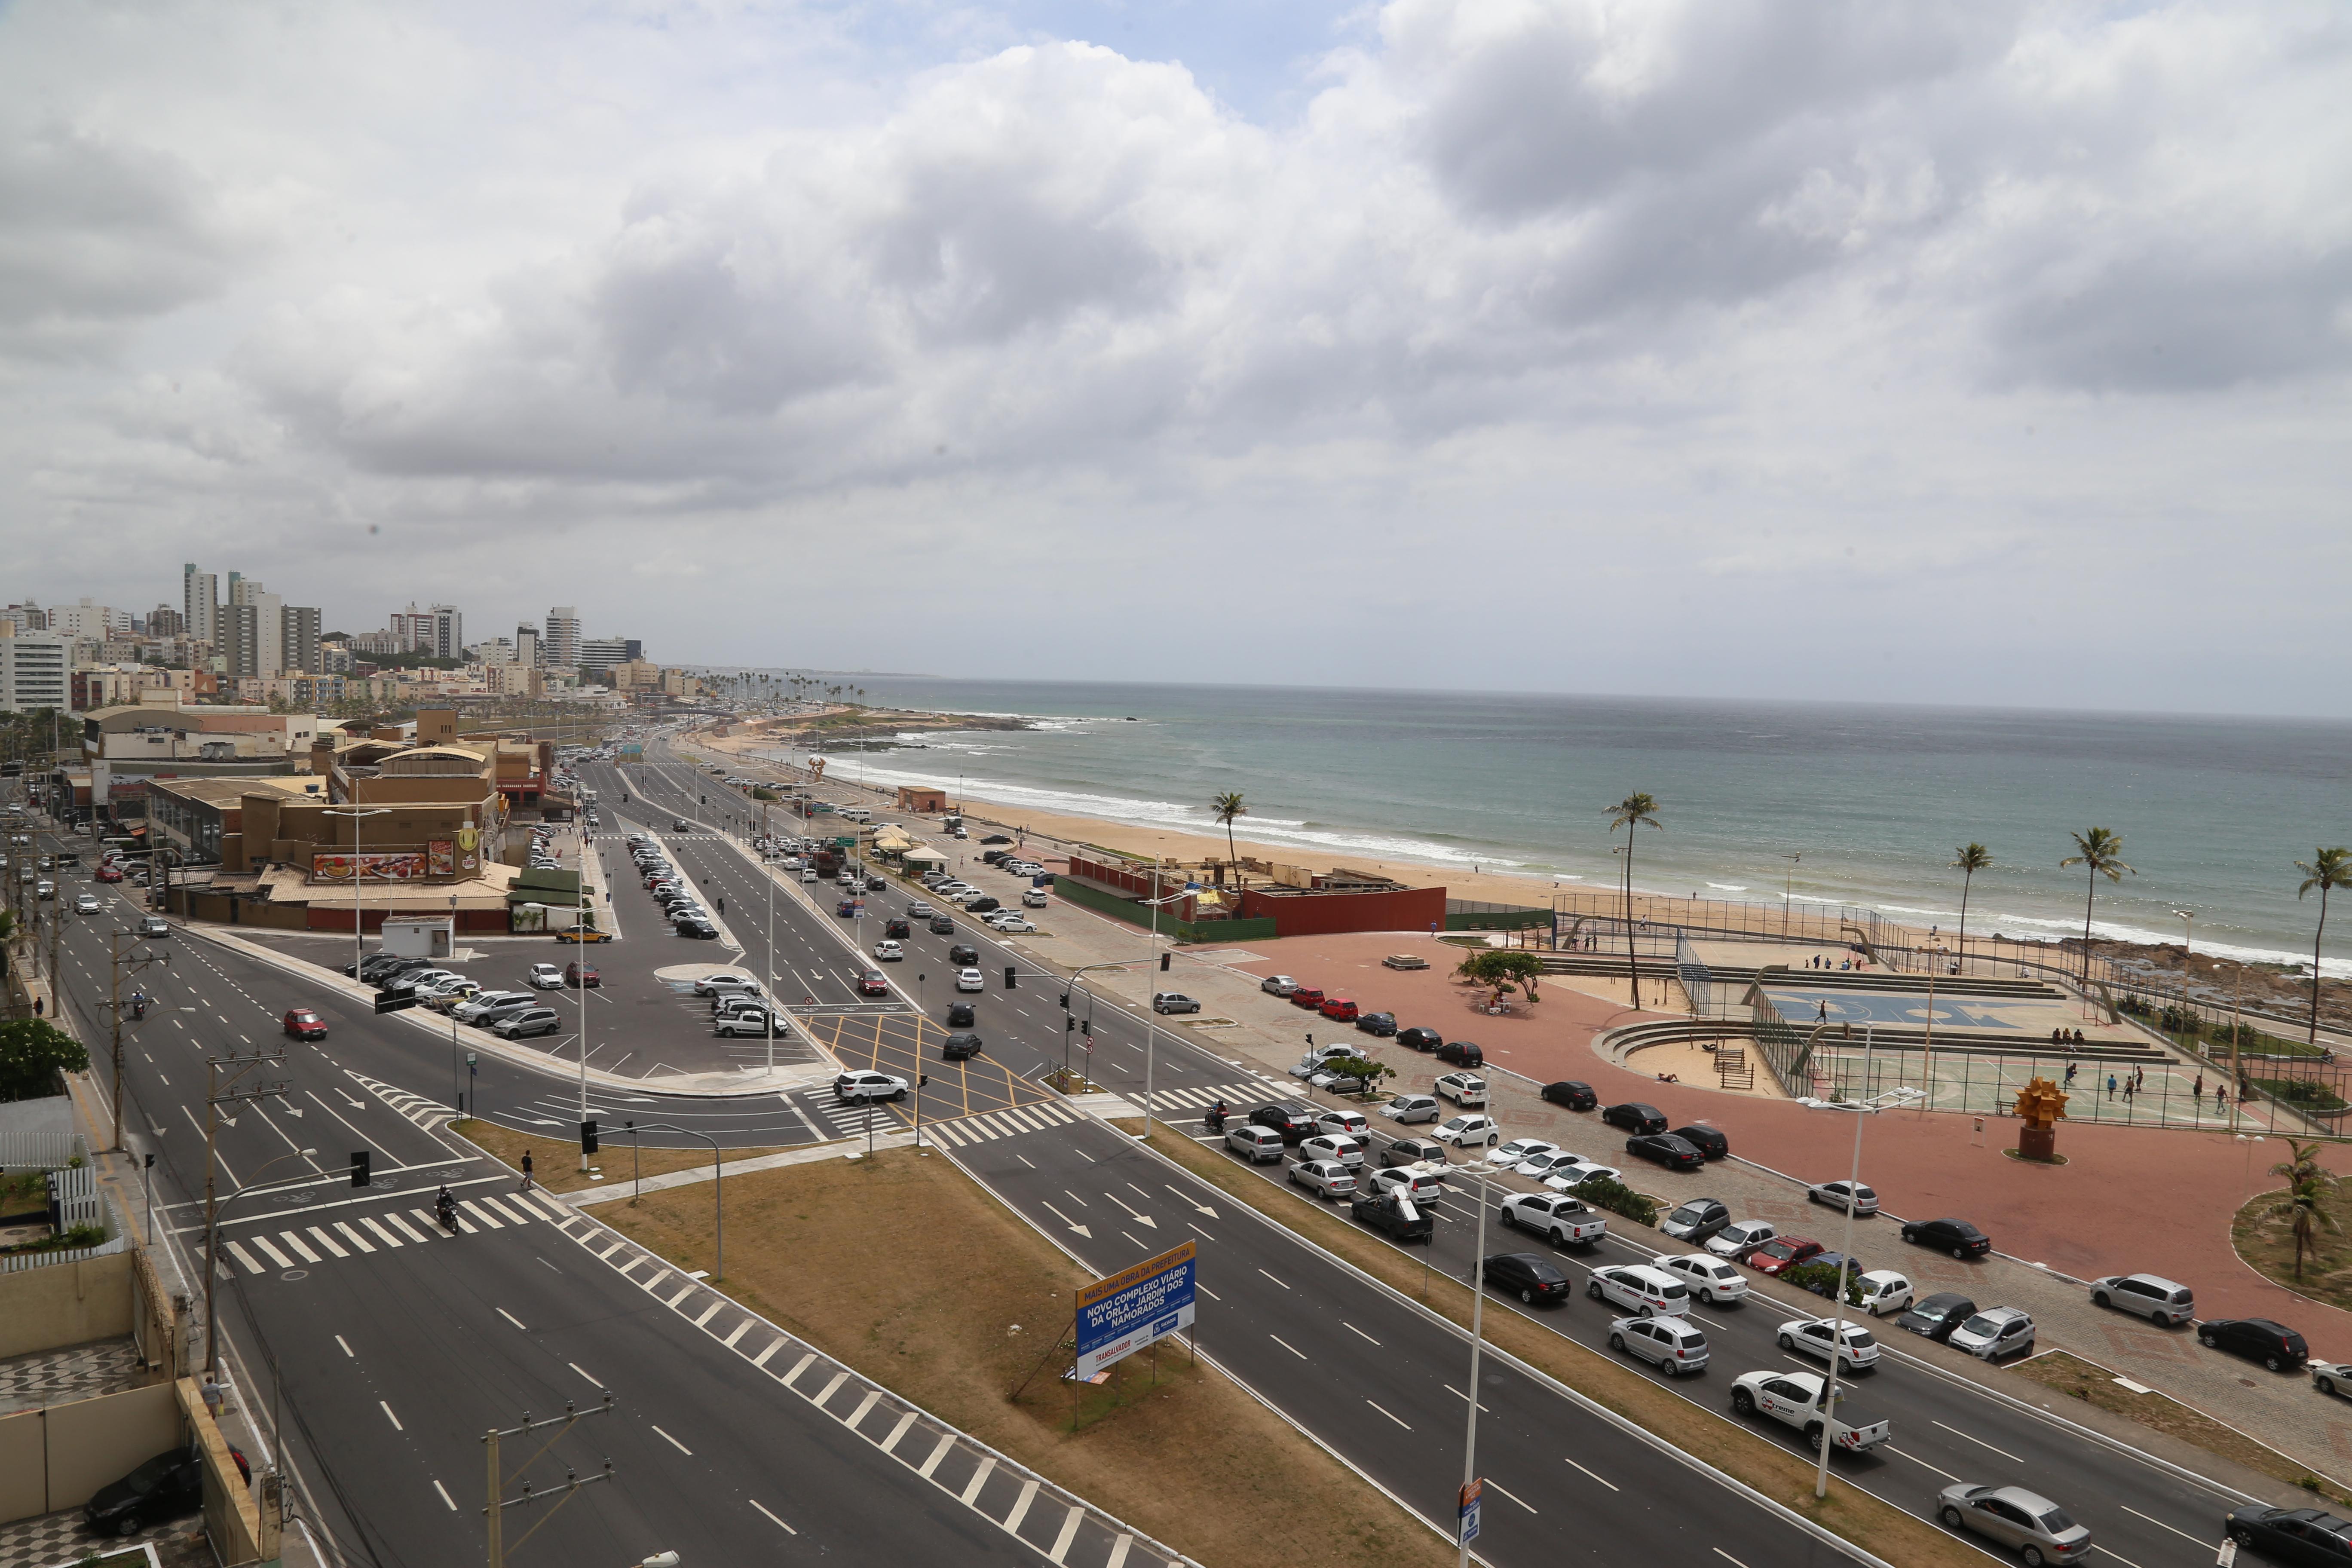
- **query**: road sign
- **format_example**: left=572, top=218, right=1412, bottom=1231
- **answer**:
left=1458, top=1479, right=1482, bottom=1545
left=373, top=992, right=419, bottom=1015
left=1074, top=1240, right=1196, bottom=1380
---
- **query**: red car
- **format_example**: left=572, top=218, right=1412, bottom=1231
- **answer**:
left=564, top=962, right=600, bottom=988
left=94, top=865, right=124, bottom=883
left=282, top=1008, right=328, bottom=1041
left=1289, top=986, right=1326, bottom=1010
left=858, top=970, right=891, bottom=997
left=1318, top=995, right=1360, bottom=1022
left=1749, top=1237, right=1824, bottom=1277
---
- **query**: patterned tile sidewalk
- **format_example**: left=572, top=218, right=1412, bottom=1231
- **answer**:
left=0, top=1340, right=142, bottom=1418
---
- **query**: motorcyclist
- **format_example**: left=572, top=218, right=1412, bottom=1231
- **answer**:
left=434, top=1185, right=457, bottom=1228
left=1204, top=1098, right=1228, bottom=1130
left=129, top=991, right=147, bottom=1020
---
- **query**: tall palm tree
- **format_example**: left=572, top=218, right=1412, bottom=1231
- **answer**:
left=1951, top=843, right=1992, bottom=970
left=2264, top=1145, right=2340, bottom=1282
left=2059, top=827, right=2135, bottom=986
left=1211, top=793, right=1247, bottom=875
left=1607, top=793, right=1663, bottom=1008
left=2296, top=847, right=2350, bottom=1049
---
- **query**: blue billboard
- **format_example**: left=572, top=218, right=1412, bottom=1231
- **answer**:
left=1074, top=1240, right=1196, bottom=1380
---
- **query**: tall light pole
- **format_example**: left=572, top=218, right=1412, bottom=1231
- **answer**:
left=2172, top=908, right=2195, bottom=959
left=1779, top=851, right=1802, bottom=937
left=323, top=805, right=397, bottom=980
left=1458, top=1160, right=1492, bottom=1568
left=1138, top=886, right=1189, bottom=1143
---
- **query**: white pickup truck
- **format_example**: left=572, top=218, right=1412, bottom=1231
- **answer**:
left=1498, top=1192, right=1609, bottom=1248
left=1728, top=1370, right=1890, bottom=1455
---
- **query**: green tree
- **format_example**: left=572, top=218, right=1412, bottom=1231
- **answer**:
left=2059, top=827, right=2135, bottom=985
left=1457, top=947, right=1543, bottom=1003
left=0, top=1019, right=90, bottom=1102
left=2263, top=1145, right=2341, bottom=1282
left=2295, top=847, right=2350, bottom=1050
left=1607, top=792, right=1662, bottom=1007
left=1211, top=792, right=1247, bottom=873
left=1951, top=843, right=1992, bottom=968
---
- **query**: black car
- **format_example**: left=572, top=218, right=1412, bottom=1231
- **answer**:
left=1542, top=1080, right=1599, bottom=1111
left=1481, top=1252, right=1572, bottom=1305
left=1248, top=1102, right=1320, bottom=1143
left=1625, top=1132, right=1706, bottom=1171
left=677, top=919, right=720, bottom=940
left=865, top=877, right=887, bottom=892
left=1602, top=1102, right=1668, bottom=1135
left=946, top=1001, right=976, bottom=1028
left=1351, top=1190, right=1434, bottom=1243
left=948, top=944, right=980, bottom=966
left=967, top=896, right=1001, bottom=913
left=941, top=1033, right=984, bottom=1061
left=1355, top=1011, right=1398, bottom=1037
left=1436, top=1039, right=1484, bottom=1067
left=982, top=850, right=1010, bottom=865
left=1384, top=1137, right=1449, bottom=1167
left=929, top=915, right=956, bottom=935
left=1397, top=1026, right=1442, bottom=1053
left=1902, top=1217, right=1992, bottom=1259
left=1896, top=1292, right=1978, bottom=1343
left=885, top=918, right=912, bottom=939
left=2200, top=1317, right=2309, bottom=1371
left=1670, top=1124, right=1729, bottom=1160
left=84, top=1446, right=211, bottom=1536
left=2227, top=1506, right=2352, bottom=1565
left=672, top=818, right=691, bottom=831
left=371, top=957, right=435, bottom=989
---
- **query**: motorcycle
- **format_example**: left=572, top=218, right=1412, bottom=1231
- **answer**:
left=129, top=996, right=147, bottom=1021
left=1202, top=1108, right=1227, bottom=1134
left=435, top=1196, right=460, bottom=1234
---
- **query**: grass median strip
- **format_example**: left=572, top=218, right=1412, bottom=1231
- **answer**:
left=1147, top=1127, right=1984, bottom=1568
left=586, top=1144, right=1457, bottom=1568
left=455, top=1117, right=791, bottom=1195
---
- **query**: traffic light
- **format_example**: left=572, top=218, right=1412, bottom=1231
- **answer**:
left=1004, top=965, right=1016, bottom=989
left=1081, top=1017, right=1092, bottom=1039
left=349, top=1151, right=371, bottom=1188
left=580, top=1119, right=599, bottom=1155
left=1159, top=951, right=1170, bottom=972
left=1058, top=992, right=1070, bottom=1010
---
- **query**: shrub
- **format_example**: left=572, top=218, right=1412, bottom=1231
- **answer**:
left=1571, top=1174, right=1658, bottom=1227
left=0, top=1020, right=89, bottom=1102
left=1779, top=1261, right=1865, bottom=1306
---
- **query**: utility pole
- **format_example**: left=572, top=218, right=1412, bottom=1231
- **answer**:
left=203, top=1047, right=302, bottom=1376
left=482, top=1398, right=617, bottom=1568
left=109, top=929, right=172, bottom=1152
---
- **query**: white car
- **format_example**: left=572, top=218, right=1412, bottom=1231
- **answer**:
left=1854, top=1271, right=1914, bottom=1317
left=1707, top=1220, right=1779, bottom=1260
left=1947, top=1307, right=2035, bottom=1361
left=1314, top=1109, right=1369, bottom=1139
left=1289, top=1159, right=1358, bottom=1199
left=693, top=971, right=760, bottom=996
left=1289, top=1044, right=1360, bottom=1079
left=1489, top=1138, right=1559, bottom=1168
left=986, top=915, right=1036, bottom=933
left=873, top=940, right=905, bottom=961
left=1542, top=1162, right=1622, bottom=1193
left=1609, top=1314, right=1711, bottom=1377
left=1779, top=1317, right=1880, bottom=1374
left=74, top=893, right=100, bottom=914
left=1299, top=1134, right=1365, bottom=1170
left=1369, top=1164, right=1448, bottom=1201
left=955, top=968, right=985, bottom=993
left=1433, top=1113, right=1500, bottom=1148
left=1588, top=1264, right=1692, bottom=1317
left=1659, top=1253, right=1750, bottom=1305
left=833, top=1070, right=909, bottom=1103
left=1260, top=974, right=1300, bottom=996
left=1499, top=1192, right=1608, bottom=1247
left=1514, top=1149, right=1592, bottom=1182
left=1434, top=1073, right=1487, bottom=1106
left=1022, top=888, right=1049, bottom=908
left=1808, top=1179, right=1880, bottom=1217
left=1381, top=1094, right=1441, bottom=1124
left=714, top=1007, right=788, bottom=1038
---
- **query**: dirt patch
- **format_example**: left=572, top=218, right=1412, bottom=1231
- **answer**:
left=2232, top=1182, right=2352, bottom=1314
left=2012, top=1349, right=2351, bottom=1506
left=588, top=1145, right=1457, bottom=1568
left=1146, top=1129, right=1984, bottom=1568
left=453, top=1118, right=791, bottom=1195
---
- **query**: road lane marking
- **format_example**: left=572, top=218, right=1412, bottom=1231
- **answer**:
left=960, top=1455, right=997, bottom=1504
left=248, top=1234, right=294, bottom=1269
left=1563, top=1456, right=1618, bottom=1491
left=815, top=1371, right=848, bottom=1405
left=569, top=1362, right=603, bottom=1387
left=309, top=1227, right=349, bottom=1259
left=496, top=1308, right=527, bottom=1330
left=883, top=1410, right=918, bottom=1452
left=1444, top=1384, right=1490, bottom=1412
left=1932, top=1419, right=2022, bottom=1462
left=380, top=1402, right=403, bottom=1431
left=1049, top=1504, right=1085, bottom=1563
left=751, top=1338, right=784, bottom=1368
left=334, top=1222, right=375, bottom=1253
left=723, top=1319, right=752, bottom=1349
left=919, top=1433, right=955, bottom=1478
left=1256, top=1268, right=1289, bottom=1290
left=383, top=1213, right=431, bottom=1244
left=784, top=1353, right=817, bottom=1387
left=1886, top=1446, right=1961, bottom=1482
left=1269, top=1335, right=1306, bottom=1360
left=433, top=1479, right=456, bottom=1510
left=652, top=1424, right=692, bottom=1455
left=335, top=1335, right=354, bottom=1357
left=2089, top=1547, right=2146, bottom=1568
left=1713, top=1552, right=1752, bottom=1568
left=1487, top=1478, right=1537, bottom=1513
left=360, top=1216, right=404, bottom=1248
left=226, top=1241, right=264, bottom=1274
left=2118, top=1507, right=2209, bottom=1548
left=1003, top=1478, right=1039, bottom=1534
left=847, top=1389, right=883, bottom=1429
left=693, top=1301, right=723, bottom=1328
left=749, top=1499, right=798, bottom=1534
left=1366, top=1400, right=1410, bottom=1429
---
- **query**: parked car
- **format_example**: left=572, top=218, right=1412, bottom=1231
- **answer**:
left=1355, top=1011, right=1398, bottom=1037
left=1611, top=1314, right=1711, bottom=1377
left=564, top=962, right=599, bottom=988
left=1661, top=1198, right=1732, bottom=1245
left=1779, top=1317, right=1880, bottom=1375
left=1299, top=1134, right=1366, bottom=1170
left=1897, top=1293, right=1979, bottom=1343
left=1396, top=1026, right=1442, bottom=1053
left=1948, top=1306, right=2036, bottom=1361
left=1434, top=1072, right=1487, bottom=1106
left=1290, top=1159, right=1359, bottom=1199
left=1808, top=1179, right=1880, bottom=1217
left=1670, top=1123, right=1730, bottom=1160
left=676, top=919, right=720, bottom=939
left=1542, top=1080, right=1599, bottom=1111
left=1588, top=1264, right=1692, bottom=1317
left=1433, top=1113, right=1501, bottom=1148
left=1435, top=1039, right=1484, bottom=1068
left=714, top=1007, right=787, bottom=1038
left=1513, top=1149, right=1594, bottom=1182
left=1542, top=1161, right=1623, bottom=1193
left=1260, top=974, right=1300, bottom=996
left=1249, top=1103, right=1320, bottom=1143
left=1381, top=1094, right=1441, bottom=1125
left=455, top=990, right=533, bottom=1024
left=1226, top=1124, right=1286, bottom=1163
left=1351, top=1188, right=1434, bottom=1243
left=1659, top=1253, right=1749, bottom=1305
left=1749, top=1237, right=1826, bottom=1277
left=695, top=972, right=760, bottom=996
left=1319, top=995, right=1359, bottom=1022
left=1902, top=1216, right=1990, bottom=1258
left=1626, top=1132, right=1706, bottom=1171
left=2199, top=1317, right=2308, bottom=1372
left=1152, top=993, right=1201, bottom=1014
left=83, top=1446, right=216, bottom=1536
left=282, top=1008, right=328, bottom=1041
left=1383, top=1137, right=1448, bottom=1167
left=834, top=1070, right=910, bottom=1103
left=1488, top=1137, right=1558, bottom=1169
left=1288, top=986, right=1327, bottom=1011
left=1022, top=888, right=1049, bottom=907
left=1499, top=1192, right=1608, bottom=1247
left=2089, top=1273, right=2195, bottom=1327
left=1481, top=1252, right=1572, bottom=1305
left=1289, top=1044, right=1361, bottom=1078
left=1936, top=1483, right=2093, bottom=1564
left=1601, top=1102, right=1667, bottom=1135
left=941, top=1033, right=984, bottom=1061
left=1850, top=1271, right=1914, bottom=1317
left=492, top=1008, right=564, bottom=1039
left=986, top=914, right=1035, bottom=932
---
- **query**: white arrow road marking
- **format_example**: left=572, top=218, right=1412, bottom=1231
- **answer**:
left=1102, top=1192, right=1157, bottom=1229
left=1165, top=1185, right=1217, bottom=1218
left=1040, top=1201, right=1091, bottom=1239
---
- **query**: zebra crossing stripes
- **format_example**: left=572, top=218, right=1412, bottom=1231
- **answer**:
left=345, top=1069, right=456, bottom=1130
left=1132, top=1081, right=1265, bottom=1112
left=220, top=1189, right=571, bottom=1274
left=923, top=1100, right=1078, bottom=1147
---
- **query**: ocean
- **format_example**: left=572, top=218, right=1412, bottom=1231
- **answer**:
left=715, top=676, right=2352, bottom=977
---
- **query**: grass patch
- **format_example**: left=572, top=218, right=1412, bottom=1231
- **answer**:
left=2232, top=1183, right=2352, bottom=1312
left=1146, top=1129, right=1986, bottom=1568
left=453, top=1118, right=791, bottom=1195
left=2012, top=1349, right=2350, bottom=1504
left=588, top=1144, right=1457, bottom=1568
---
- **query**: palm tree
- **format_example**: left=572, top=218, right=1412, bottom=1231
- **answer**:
left=2264, top=1145, right=2340, bottom=1281
left=1607, top=793, right=1663, bottom=1008
left=1211, top=793, right=1247, bottom=875
left=2296, top=847, right=2350, bottom=1049
left=1950, top=843, right=1991, bottom=969
left=2059, top=827, right=2135, bottom=986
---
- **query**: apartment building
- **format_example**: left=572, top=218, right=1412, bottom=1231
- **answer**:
left=0, top=631, right=68, bottom=713
left=543, top=606, right=579, bottom=667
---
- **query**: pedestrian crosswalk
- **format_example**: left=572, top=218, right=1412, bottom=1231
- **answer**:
left=347, top=1070, right=456, bottom=1131
left=922, top=1100, right=1083, bottom=1147
left=1131, top=1080, right=1277, bottom=1113
left=219, top=1188, right=570, bottom=1277
left=802, top=1095, right=899, bottom=1140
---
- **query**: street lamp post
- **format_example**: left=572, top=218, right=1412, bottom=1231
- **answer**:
left=625, top=1121, right=723, bottom=1278
left=1138, top=886, right=1189, bottom=1143
left=205, top=1153, right=317, bottom=1378
left=1458, top=1160, right=1492, bottom=1568
left=322, top=806, right=398, bottom=983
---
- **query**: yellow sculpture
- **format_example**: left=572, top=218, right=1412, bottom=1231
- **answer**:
left=2014, top=1075, right=2068, bottom=1161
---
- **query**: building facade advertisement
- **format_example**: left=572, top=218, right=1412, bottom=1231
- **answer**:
left=427, top=839, right=455, bottom=876
left=311, top=851, right=429, bottom=883
left=1073, top=1240, right=1196, bottom=1381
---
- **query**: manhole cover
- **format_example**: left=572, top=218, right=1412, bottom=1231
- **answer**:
left=280, top=1270, right=309, bottom=1281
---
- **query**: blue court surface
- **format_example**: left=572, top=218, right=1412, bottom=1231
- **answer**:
left=1761, top=987, right=2073, bottom=1033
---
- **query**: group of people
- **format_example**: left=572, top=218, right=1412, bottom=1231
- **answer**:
left=2049, top=1027, right=2088, bottom=1047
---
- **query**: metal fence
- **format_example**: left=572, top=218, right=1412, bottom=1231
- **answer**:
left=1801, top=1041, right=2322, bottom=1133
left=0, top=1160, right=128, bottom=1273
left=1551, top=889, right=1904, bottom=953
left=0, top=1128, right=86, bottom=1173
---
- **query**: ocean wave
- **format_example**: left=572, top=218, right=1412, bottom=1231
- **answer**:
left=1706, top=883, right=1749, bottom=892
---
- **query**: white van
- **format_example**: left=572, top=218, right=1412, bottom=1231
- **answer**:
left=838, top=807, right=871, bottom=823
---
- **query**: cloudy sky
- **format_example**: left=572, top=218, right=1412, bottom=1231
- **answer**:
left=4, top=0, right=2347, bottom=714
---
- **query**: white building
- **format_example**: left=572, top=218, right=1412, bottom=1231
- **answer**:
left=0, top=631, right=69, bottom=713
left=183, top=564, right=219, bottom=646
left=543, top=606, right=579, bottom=668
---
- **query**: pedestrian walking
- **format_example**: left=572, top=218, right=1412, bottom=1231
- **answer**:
left=2122, top=1076, right=2134, bottom=1104
left=2193, top=1073, right=2204, bottom=1102
left=2107, top=1073, right=2117, bottom=1100
left=519, top=1150, right=535, bottom=1192
left=2064, top=1063, right=2078, bottom=1086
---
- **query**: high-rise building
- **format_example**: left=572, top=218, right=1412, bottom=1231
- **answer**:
left=183, top=565, right=218, bottom=646
left=281, top=605, right=321, bottom=674
left=577, top=637, right=643, bottom=673
left=0, top=631, right=69, bottom=713
left=51, top=598, right=130, bottom=642
left=387, top=602, right=462, bottom=658
left=229, top=579, right=285, bottom=677
left=515, top=622, right=539, bottom=668
left=149, top=606, right=185, bottom=639
left=544, top=607, right=580, bottom=668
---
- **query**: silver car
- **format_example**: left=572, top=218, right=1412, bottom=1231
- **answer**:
left=1936, top=1483, right=2092, bottom=1564
left=1948, top=1306, right=2036, bottom=1361
left=1608, top=1314, right=1709, bottom=1377
left=1382, top=1094, right=1440, bottom=1124
left=2089, top=1273, right=2194, bottom=1327
left=1288, top=1159, right=1358, bottom=1200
